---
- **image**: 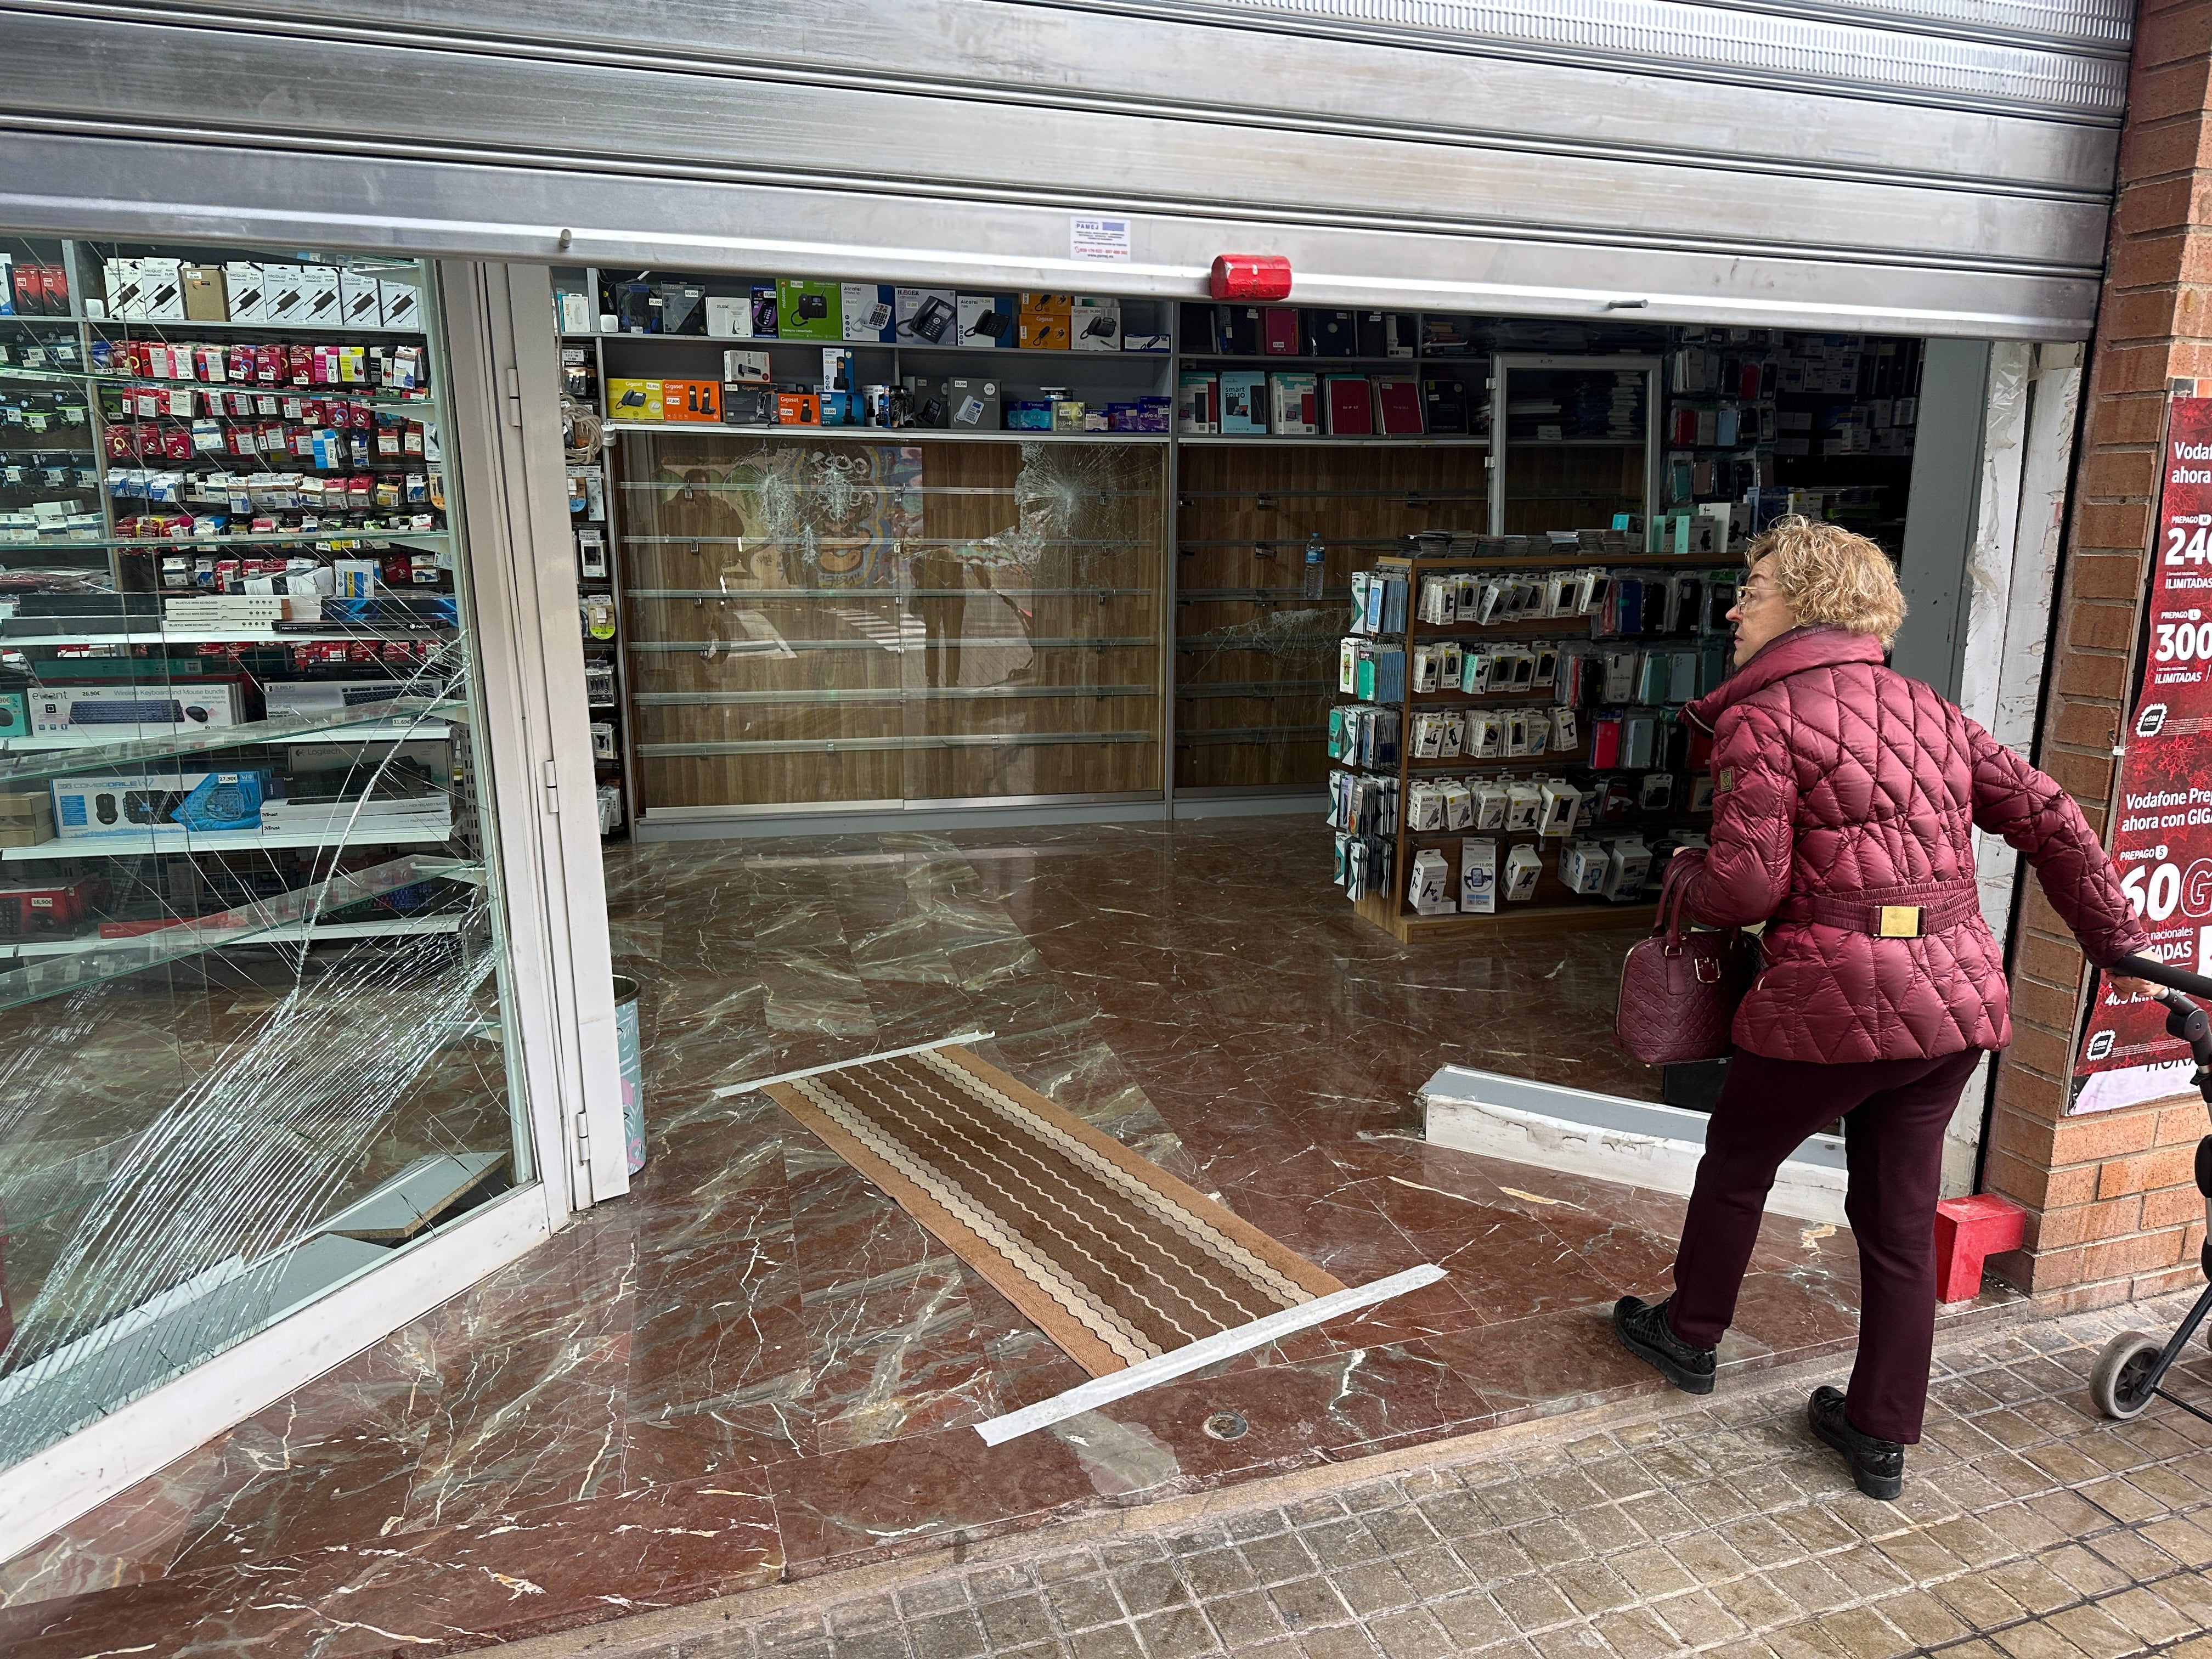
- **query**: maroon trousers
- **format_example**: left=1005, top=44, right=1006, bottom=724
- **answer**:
left=1667, top=1046, right=1985, bottom=1444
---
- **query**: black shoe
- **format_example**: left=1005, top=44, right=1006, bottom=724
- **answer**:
left=1613, top=1296, right=1716, bottom=1395
left=1808, top=1385, right=1904, bottom=1500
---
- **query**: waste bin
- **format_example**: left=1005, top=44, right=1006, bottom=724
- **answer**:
left=613, top=974, right=646, bottom=1173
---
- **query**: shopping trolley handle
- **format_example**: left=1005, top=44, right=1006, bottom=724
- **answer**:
left=2114, top=954, right=2212, bottom=1001
left=2113, top=956, right=2212, bottom=1094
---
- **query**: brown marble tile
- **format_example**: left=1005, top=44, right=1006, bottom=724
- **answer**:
left=0, top=816, right=1892, bottom=1654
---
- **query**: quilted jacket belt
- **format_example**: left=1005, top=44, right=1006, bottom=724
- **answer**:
left=1771, top=882, right=1982, bottom=939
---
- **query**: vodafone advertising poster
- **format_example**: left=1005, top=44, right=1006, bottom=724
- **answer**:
left=2073, top=395, right=2212, bottom=1113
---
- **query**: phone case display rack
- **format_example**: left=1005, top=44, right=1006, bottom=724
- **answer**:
left=1328, top=546, right=1739, bottom=940
left=539, top=267, right=1919, bottom=845
left=0, top=237, right=489, bottom=1004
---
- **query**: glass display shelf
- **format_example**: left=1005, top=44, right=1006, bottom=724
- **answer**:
left=622, top=585, right=1155, bottom=600
left=606, top=421, right=1170, bottom=443
left=18, top=367, right=427, bottom=402
left=0, top=912, right=465, bottom=958
left=1177, top=434, right=1489, bottom=447
left=639, top=730, right=1156, bottom=757
left=580, top=333, right=1172, bottom=362
left=85, top=314, right=429, bottom=337
left=3, top=821, right=457, bottom=862
left=2, top=624, right=459, bottom=646
left=4, top=529, right=451, bottom=551
left=0, top=698, right=462, bottom=785
left=624, top=634, right=1156, bottom=654
left=1181, top=354, right=1434, bottom=369
left=631, top=682, right=1155, bottom=707
left=0, top=853, right=477, bottom=1012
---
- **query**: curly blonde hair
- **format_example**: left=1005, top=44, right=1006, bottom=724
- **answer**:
left=1747, top=515, right=1907, bottom=647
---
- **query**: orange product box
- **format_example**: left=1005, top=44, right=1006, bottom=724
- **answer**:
left=1019, top=291, right=1074, bottom=350
left=661, top=379, right=720, bottom=421
left=775, top=390, right=821, bottom=426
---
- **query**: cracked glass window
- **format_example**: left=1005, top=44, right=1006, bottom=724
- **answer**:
left=0, top=239, right=530, bottom=1469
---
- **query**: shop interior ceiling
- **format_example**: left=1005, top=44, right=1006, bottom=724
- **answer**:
left=0, top=0, right=2127, bottom=338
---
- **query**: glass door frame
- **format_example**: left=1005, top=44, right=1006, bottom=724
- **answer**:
left=0, top=255, right=620, bottom=1565
left=1488, top=354, right=1663, bottom=543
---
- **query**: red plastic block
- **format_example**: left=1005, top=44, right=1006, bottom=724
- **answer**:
left=1934, top=1193, right=2027, bottom=1304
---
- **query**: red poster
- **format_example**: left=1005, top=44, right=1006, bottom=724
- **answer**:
left=2073, top=396, right=2212, bottom=1110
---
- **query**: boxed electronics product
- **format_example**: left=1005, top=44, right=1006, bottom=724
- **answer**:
left=941, top=377, right=1001, bottom=431
left=138, top=258, right=185, bottom=321
left=263, top=263, right=307, bottom=322
left=222, top=261, right=266, bottom=323
left=296, top=264, right=342, bottom=324
left=658, top=282, right=706, bottom=336
left=376, top=276, right=422, bottom=330
left=52, top=772, right=215, bottom=837
left=1018, top=292, right=1073, bottom=350
left=182, top=264, right=228, bottom=321
left=704, top=295, right=753, bottom=337
left=1602, top=839, right=1652, bottom=900
left=0, top=791, right=53, bottom=848
left=721, top=348, right=771, bottom=383
left=1071, top=297, right=1121, bottom=352
left=259, top=793, right=450, bottom=835
left=1559, top=839, right=1608, bottom=895
left=894, top=287, right=956, bottom=346
left=0, top=690, right=26, bottom=738
left=661, top=379, right=720, bottom=421
left=1459, top=837, right=1497, bottom=913
left=337, top=268, right=383, bottom=327
left=261, top=679, right=414, bottom=716
left=957, top=294, right=1016, bottom=348
left=1268, top=372, right=1318, bottom=435
left=775, top=390, right=822, bottom=425
left=1408, top=848, right=1453, bottom=916
left=31, top=683, right=244, bottom=740
left=101, top=257, right=144, bottom=319
left=723, top=383, right=776, bottom=425
left=0, top=880, right=99, bottom=937
left=1538, top=779, right=1582, bottom=837
left=776, top=279, right=841, bottom=341
left=606, top=378, right=664, bottom=421
left=842, top=283, right=895, bottom=342
left=1502, top=843, right=1545, bottom=902
left=1219, top=370, right=1265, bottom=435
left=1176, top=373, right=1219, bottom=433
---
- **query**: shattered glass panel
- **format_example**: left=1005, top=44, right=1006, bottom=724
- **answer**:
left=613, top=433, right=1166, bottom=811
left=0, top=242, right=529, bottom=1471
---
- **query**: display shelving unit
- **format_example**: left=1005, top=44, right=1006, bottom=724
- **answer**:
left=1335, top=548, right=1741, bottom=940
left=533, top=270, right=1920, bottom=939
left=0, top=236, right=492, bottom=987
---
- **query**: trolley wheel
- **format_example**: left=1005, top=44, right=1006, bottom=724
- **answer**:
left=2090, top=1331, right=2165, bottom=1420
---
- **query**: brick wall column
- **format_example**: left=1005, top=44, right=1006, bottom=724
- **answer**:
left=1983, top=0, right=2212, bottom=1308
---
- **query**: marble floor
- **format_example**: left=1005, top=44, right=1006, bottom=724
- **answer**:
left=0, top=817, right=2002, bottom=1656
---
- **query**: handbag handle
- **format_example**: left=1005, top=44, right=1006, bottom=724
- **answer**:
left=1653, top=852, right=1703, bottom=949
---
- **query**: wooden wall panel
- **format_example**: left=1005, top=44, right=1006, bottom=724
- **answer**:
left=1173, top=445, right=1489, bottom=790
left=613, top=432, right=1165, bottom=815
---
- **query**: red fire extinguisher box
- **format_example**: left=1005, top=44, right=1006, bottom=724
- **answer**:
left=1210, top=255, right=1293, bottom=303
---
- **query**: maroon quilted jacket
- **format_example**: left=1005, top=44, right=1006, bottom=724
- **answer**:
left=1673, top=625, right=2148, bottom=1064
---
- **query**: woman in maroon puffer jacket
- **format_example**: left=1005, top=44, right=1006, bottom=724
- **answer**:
left=1613, top=516, right=2153, bottom=1501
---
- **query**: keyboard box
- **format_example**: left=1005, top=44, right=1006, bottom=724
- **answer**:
left=30, top=682, right=244, bottom=739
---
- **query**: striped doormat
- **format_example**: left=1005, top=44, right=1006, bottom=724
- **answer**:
left=750, top=1037, right=1443, bottom=1438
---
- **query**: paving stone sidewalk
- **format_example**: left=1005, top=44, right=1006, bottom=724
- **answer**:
left=516, top=1293, right=2212, bottom=1659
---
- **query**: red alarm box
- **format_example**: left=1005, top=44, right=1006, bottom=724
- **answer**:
left=1209, top=254, right=1292, bottom=302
